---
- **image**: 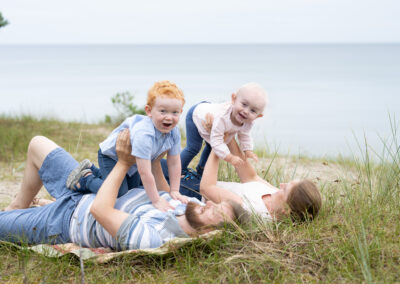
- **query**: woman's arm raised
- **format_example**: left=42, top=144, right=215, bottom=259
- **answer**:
left=200, top=151, right=243, bottom=204
left=227, top=138, right=274, bottom=187
left=203, top=112, right=273, bottom=186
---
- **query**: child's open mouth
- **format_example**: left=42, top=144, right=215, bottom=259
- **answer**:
left=162, top=122, right=172, bottom=128
left=239, top=113, right=247, bottom=120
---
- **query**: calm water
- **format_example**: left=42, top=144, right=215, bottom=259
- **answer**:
left=1, top=44, right=399, bottom=157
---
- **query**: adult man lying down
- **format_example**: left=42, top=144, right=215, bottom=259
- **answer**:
left=0, top=130, right=244, bottom=250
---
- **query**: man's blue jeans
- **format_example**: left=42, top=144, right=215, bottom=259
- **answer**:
left=0, top=148, right=83, bottom=244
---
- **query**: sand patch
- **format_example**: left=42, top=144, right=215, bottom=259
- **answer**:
left=0, top=162, right=50, bottom=209
left=268, top=157, right=357, bottom=183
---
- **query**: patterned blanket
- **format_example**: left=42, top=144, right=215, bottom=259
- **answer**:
left=0, top=230, right=221, bottom=263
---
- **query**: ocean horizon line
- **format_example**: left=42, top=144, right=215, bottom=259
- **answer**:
left=0, top=42, right=399, bottom=47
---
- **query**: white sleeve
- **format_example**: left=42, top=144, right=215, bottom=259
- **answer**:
left=210, top=116, right=230, bottom=159
left=237, top=126, right=253, bottom=152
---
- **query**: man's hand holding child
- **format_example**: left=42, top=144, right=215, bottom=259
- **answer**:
left=116, top=129, right=136, bottom=167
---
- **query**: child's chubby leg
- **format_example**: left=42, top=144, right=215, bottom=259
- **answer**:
left=4, top=136, right=59, bottom=211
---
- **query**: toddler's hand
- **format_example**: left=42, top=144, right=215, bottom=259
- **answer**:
left=153, top=197, right=175, bottom=212
left=225, top=154, right=245, bottom=167
left=245, top=151, right=258, bottom=162
left=170, top=191, right=189, bottom=204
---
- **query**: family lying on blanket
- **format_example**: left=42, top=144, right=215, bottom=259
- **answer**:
left=0, top=81, right=322, bottom=251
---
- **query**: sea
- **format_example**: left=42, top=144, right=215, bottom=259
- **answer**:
left=0, top=44, right=399, bottom=158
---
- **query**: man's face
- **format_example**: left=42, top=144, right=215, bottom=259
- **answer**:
left=145, top=96, right=183, bottom=133
left=185, top=201, right=234, bottom=230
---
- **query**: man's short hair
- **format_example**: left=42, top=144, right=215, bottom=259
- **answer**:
left=211, top=200, right=251, bottom=230
left=227, top=200, right=251, bottom=226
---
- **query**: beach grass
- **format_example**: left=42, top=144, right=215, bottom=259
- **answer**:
left=0, top=114, right=114, bottom=163
left=0, top=115, right=399, bottom=283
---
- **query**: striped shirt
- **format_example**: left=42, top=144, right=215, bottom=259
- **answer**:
left=69, top=188, right=203, bottom=251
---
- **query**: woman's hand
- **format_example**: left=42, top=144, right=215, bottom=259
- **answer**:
left=116, top=129, right=136, bottom=167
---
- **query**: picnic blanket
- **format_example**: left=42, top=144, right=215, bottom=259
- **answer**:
left=0, top=230, right=221, bottom=263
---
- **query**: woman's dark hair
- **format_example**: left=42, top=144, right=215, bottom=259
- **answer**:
left=286, top=179, right=322, bottom=222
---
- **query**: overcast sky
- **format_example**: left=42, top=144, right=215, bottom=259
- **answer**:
left=1, top=0, right=399, bottom=44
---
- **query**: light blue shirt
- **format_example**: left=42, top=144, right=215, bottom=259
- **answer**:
left=99, top=115, right=181, bottom=176
left=69, top=188, right=204, bottom=251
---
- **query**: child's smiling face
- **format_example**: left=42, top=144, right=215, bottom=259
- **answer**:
left=145, top=96, right=183, bottom=133
left=230, top=91, right=266, bottom=126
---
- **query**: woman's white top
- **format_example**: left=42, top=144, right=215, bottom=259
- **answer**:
left=216, top=181, right=278, bottom=220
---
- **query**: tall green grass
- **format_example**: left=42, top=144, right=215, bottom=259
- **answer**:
left=0, top=115, right=399, bottom=282
left=0, top=115, right=113, bottom=163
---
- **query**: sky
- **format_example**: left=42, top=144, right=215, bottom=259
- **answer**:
left=0, top=0, right=399, bottom=44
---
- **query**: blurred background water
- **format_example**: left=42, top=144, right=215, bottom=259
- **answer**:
left=1, top=44, right=399, bottom=158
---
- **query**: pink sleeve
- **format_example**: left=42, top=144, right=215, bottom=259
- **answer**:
left=210, top=116, right=230, bottom=159
left=237, top=124, right=253, bottom=152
